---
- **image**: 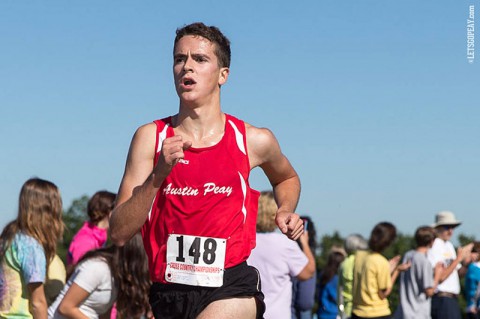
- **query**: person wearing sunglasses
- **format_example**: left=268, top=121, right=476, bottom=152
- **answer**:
left=427, top=211, right=474, bottom=319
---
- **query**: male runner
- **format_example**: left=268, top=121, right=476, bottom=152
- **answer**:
left=110, top=22, right=302, bottom=319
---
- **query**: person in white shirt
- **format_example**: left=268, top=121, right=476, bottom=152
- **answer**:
left=48, top=234, right=151, bottom=319
left=427, top=211, right=473, bottom=319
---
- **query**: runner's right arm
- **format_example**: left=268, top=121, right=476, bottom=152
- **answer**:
left=110, top=123, right=191, bottom=246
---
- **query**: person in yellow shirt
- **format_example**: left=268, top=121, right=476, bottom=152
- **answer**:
left=44, top=254, right=66, bottom=306
left=352, top=222, right=410, bottom=319
left=338, top=234, right=368, bottom=319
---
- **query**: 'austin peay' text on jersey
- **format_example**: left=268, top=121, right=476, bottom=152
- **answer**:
left=141, top=114, right=259, bottom=284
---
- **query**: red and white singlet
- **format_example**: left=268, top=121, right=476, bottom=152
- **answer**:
left=141, top=114, right=259, bottom=286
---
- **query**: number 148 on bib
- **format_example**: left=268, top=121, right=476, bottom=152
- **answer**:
left=165, top=234, right=227, bottom=287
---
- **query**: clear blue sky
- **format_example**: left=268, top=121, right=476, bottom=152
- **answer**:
left=1, top=1, right=479, bottom=242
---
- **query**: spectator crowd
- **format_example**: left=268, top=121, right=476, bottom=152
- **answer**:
left=1, top=179, right=478, bottom=319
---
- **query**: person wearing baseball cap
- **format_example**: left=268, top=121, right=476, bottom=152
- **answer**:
left=427, top=211, right=474, bottom=319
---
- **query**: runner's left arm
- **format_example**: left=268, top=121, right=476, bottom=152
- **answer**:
left=246, top=125, right=302, bottom=240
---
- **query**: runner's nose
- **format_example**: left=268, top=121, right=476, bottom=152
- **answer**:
left=183, top=55, right=193, bottom=72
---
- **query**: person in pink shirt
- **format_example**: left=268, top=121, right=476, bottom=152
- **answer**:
left=67, top=191, right=116, bottom=273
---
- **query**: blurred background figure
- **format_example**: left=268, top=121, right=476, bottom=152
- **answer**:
left=338, top=234, right=368, bottom=319
left=45, top=254, right=67, bottom=306
left=248, top=191, right=315, bottom=319
left=292, top=216, right=318, bottom=319
left=66, top=190, right=116, bottom=275
left=0, top=178, right=64, bottom=318
left=394, top=226, right=443, bottom=319
left=317, top=248, right=346, bottom=319
left=352, top=222, right=410, bottom=319
left=48, top=233, right=151, bottom=319
left=427, top=211, right=473, bottom=319
left=464, top=242, right=480, bottom=319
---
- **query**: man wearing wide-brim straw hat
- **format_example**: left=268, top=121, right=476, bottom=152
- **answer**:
left=427, top=211, right=474, bottom=319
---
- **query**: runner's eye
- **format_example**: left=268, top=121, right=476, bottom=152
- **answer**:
left=194, top=56, right=207, bottom=62
left=174, top=57, right=185, bottom=64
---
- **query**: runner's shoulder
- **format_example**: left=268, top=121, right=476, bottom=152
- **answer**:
left=128, top=122, right=157, bottom=159
left=245, top=122, right=276, bottom=144
left=132, top=122, right=157, bottom=143
left=245, top=123, right=279, bottom=166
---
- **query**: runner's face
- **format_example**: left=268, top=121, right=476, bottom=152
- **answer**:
left=173, top=35, right=229, bottom=104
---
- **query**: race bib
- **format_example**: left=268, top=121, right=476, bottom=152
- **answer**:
left=165, top=234, right=226, bottom=287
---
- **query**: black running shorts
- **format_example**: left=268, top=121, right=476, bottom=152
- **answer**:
left=150, top=262, right=265, bottom=319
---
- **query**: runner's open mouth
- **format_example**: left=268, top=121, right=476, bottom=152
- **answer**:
left=183, top=79, right=196, bottom=85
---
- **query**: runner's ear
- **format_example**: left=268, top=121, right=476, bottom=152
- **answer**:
left=218, top=67, right=229, bottom=86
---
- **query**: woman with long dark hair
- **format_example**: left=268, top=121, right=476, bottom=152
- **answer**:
left=67, top=190, right=116, bottom=274
left=48, top=233, right=151, bottom=319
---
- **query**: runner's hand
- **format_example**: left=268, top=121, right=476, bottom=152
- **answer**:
left=154, top=135, right=192, bottom=184
left=276, top=211, right=303, bottom=240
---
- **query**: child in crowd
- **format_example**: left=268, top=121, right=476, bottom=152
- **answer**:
left=48, top=233, right=151, bottom=319
left=67, top=191, right=116, bottom=274
left=464, top=242, right=480, bottom=319
left=317, top=248, right=346, bottom=319
left=394, top=226, right=443, bottom=319
left=0, top=178, right=64, bottom=318
left=352, top=222, right=410, bottom=319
